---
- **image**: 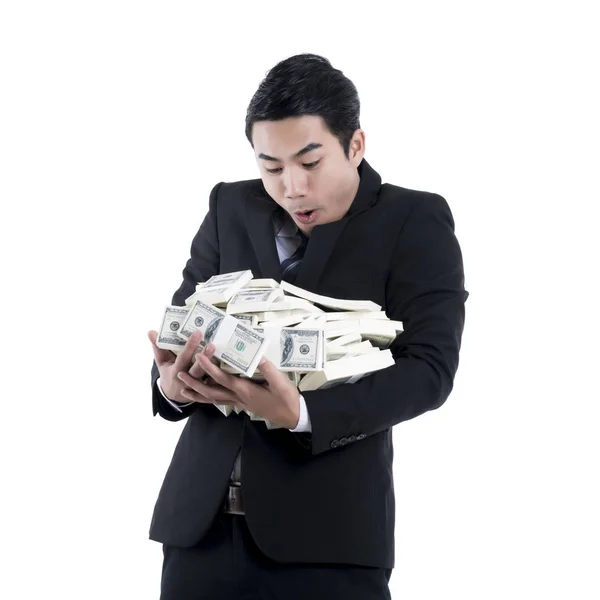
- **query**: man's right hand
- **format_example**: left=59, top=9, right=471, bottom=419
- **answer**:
left=147, top=329, right=210, bottom=403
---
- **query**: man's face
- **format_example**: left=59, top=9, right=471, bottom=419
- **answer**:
left=252, top=115, right=365, bottom=235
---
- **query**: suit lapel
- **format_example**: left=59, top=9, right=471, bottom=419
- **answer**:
left=245, top=187, right=283, bottom=280
left=295, top=158, right=382, bottom=291
left=244, top=158, right=382, bottom=290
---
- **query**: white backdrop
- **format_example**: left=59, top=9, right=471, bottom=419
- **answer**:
left=1, top=1, right=598, bottom=598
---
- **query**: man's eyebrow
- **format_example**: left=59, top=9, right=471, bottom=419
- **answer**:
left=258, top=142, right=323, bottom=162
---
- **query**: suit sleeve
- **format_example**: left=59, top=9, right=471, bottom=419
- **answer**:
left=152, top=181, right=224, bottom=420
left=300, top=192, right=469, bottom=455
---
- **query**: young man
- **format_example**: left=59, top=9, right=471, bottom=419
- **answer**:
left=148, top=53, right=469, bottom=599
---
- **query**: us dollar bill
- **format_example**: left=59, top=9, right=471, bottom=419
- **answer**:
left=178, top=299, right=269, bottom=377
left=156, top=305, right=191, bottom=352
left=226, top=287, right=284, bottom=314
left=279, top=328, right=325, bottom=371
left=279, top=280, right=381, bottom=312
left=219, top=324, right=267, bottom=376
left=233, top=314, right=258, bottom=326
left=243, top=278, right=280, bottom=289
left=178, top=300, right=225, bottom=343
left=185, top=270, right=254, bottom=307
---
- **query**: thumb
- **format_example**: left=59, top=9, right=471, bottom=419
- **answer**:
left=148, top=330, right=175, bottom=368
left=256, top=356, right=281, bottom=386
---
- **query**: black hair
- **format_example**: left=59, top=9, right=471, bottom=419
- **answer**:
left=245, top=53, right=361, bottom=158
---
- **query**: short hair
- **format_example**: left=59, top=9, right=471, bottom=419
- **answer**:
left=245, top=53, right=361, bottom=158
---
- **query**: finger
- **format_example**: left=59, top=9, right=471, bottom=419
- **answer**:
left=197, top=351, right=241, bottom=394
left=181, top=388, right=239, bottom=405
left=255, top=356, right=285, bottom=390
left=188, top=352, right=210, bottom=379
left=178, top=373, right=238, bottom=404
left=148, top=330, right=176, bottom=368
left=172, top=330, right=204, bottom=373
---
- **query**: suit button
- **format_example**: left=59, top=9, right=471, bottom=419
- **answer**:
left=348, top=435, right=357, bottom=443
left=331, top=439, right=340, bottom=448
left=357, top=433, right=366, bottom=440
left=339, top=437, right=348, bottom=445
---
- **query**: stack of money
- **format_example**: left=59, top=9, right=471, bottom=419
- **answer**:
left=156, top=270, right=403, bottom=429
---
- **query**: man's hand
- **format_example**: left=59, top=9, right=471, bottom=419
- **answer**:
left=177, top=343, right=301, bottom=429
left=147, top=329, right=236, bottom=408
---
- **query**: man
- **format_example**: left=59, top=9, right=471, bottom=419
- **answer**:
left=147, top=53, right=469, bottom=599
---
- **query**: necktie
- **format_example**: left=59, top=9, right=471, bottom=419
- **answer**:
left=280, top=232, right=308, bottom=284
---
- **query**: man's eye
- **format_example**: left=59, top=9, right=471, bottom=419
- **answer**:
left=266, top=160, right=320, bottom=175
left=303, top=160, right=320, bottom=169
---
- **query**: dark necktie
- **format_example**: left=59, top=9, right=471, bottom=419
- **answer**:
left=280, top=232, right=308, bottom=284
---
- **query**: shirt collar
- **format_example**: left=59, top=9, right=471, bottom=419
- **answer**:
left=273, top=208, right=300, bottom=238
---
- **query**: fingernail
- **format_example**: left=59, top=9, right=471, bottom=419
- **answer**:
left=177, top=373, right=184, bottom=379
left=206, top=344, right=214, bottom=355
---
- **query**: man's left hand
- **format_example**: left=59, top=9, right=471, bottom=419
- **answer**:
left=177, top=343, right=301, bottom=429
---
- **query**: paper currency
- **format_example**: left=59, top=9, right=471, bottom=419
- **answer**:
left=326, top=340, right=376, bottom=361
left=280, top=281, right=382, bottom=312
left=233, top=314, right=259, bottom=326
left=243, top=278, right=280, bottom=289
left=155, top=270, right=405, bottom=426
left=252, top=326, right=325, bottom=371
left=184, top=270, right=254, bottom=307
left=252, top=308, right=312, bottom=322
left=226, top=287, right=284, bottom=314
left=177, top=299, right=269, bottom=377
left=268, top=296, right=325, bottom=313
left=156, top=305, right=191, bottom=353
left=257, top=313, right=309, bottom=328
left=299, top=349, right=395, bottom=391
left=322, top=310, right=388, bottom=321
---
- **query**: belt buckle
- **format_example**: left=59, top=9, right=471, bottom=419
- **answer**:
left=224, top=484, right=245, bottom=515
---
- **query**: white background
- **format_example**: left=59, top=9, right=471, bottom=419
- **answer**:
left=1, top=1, right=598, bottom=598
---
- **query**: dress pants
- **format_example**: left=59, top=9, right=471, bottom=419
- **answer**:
left=160, top=512, right=393, bottom=600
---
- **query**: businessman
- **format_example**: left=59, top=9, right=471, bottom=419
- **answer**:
left=147, top=53, right=469, bottom=599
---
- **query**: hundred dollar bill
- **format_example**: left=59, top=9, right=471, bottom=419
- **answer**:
left=326, top=319, right=400, bottom=348
left=280, top=328, right=325, bottom=371
left=257, top=313, right=308, bottom=328
left=214, top=403, right=234, bottom=417
left=156, top=305, right=191, bottom=352
left=178, top=299, right=269, bottom=377
left=252, top=308, right=312, bottom=322
left=269, top=296, right=325, bottom=313
left=294, top=315, right=327, bottom=328
left=326, top=340, right=376, bottom=361
left=184, top=270, right=254, bottom=307
left=253, top=326, right=324, bottom=372
left=221, top=364, right=302, bottom=388
left=233, top=314, right=259, bottom=326
left=299, top=349, right=395, bottom=392
left=280, top=280, right=381, bottom=312
left=323, top=310, right=388, bottom=321
left=326, top=332, right=363, bottom=347
left=226, top=287, right=284, bottom=314
left=243, top=278, right=280, bottom=289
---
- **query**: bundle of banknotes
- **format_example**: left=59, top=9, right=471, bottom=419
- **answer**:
left=156, top=270, right=403, bottom=428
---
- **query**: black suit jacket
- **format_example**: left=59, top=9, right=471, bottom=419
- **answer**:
left=148, top=159, right=469, bottom=569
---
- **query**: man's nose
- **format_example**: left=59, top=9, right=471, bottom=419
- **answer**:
left=283, top=168, right=307, bottom=199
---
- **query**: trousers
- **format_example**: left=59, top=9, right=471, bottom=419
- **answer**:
left=160, top=513, right=393, bottom=600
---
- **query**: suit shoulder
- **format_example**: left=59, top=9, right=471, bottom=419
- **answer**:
left=378, top=183, right=451, bottom=216
left=217, top=176, right=264, bottom=200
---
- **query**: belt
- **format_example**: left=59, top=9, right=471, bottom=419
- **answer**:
left=222, top=483, right=245, bottom=515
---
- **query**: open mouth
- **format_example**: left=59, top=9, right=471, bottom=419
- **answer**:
left=295, top=209, right=318, bottom=223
